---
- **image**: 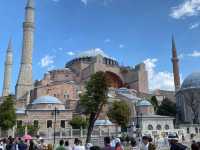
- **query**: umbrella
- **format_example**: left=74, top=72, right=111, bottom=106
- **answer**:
left=23, top=134, right=32, bottom=140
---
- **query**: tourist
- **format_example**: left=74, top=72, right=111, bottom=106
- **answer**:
left=130, top=139, right=138, bottom=150
left=148, top=137, right=156, bottom=150
left=38, top=138, right=47, bottom=150
left=17, top=138, right=28, bottom=150
left=86, top=143, right=93, bottom=150
left=191, top=142, right=199, bottom=150
left=56, top=140, right=65, bottom=150
left=0, top=140, right=4, bottom=150
left=114, top=142, right=123, bottom=150
left=103, top=137, right=114, bottom=150
left=89, top=146, right=100, bottom=150
left=47, top=144, right=53, bottom=150
left=29, top=140, right=36, bottom=150
left=64, top=141, right=72, bottom=150
left=196, top=142, right=200, bottom=148
left=140, top=136, right=149, bottom=150
left=169, top=138, right=187, bottom=150
left=73, top=138, right=80, bottom=150
left=78, top=140, right=85, bottom=150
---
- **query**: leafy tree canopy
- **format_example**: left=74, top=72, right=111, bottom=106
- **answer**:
left=80, top=71, right=109, bottom=143
left=69, top=116, right=88, bottom=129
left=149, top=96, right=159, bottom=112
left=156, top=98, right=176, bottom=116
left=0, top=95, right=16, bottom=130
left=108, top=101, right=131, bottom=128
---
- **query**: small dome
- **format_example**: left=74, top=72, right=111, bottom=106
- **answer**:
left=94, top=120, right=112, bottom=126
left=136, top=100, right=152, bottom=107
left=32, top=96, right=63, bottom=105
left=181, top=72, right=200, bottom=89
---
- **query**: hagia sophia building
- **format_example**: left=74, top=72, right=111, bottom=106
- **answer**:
left=1, top=0, right=200, bottom=137
left=0, top=0, right=149, bottom=135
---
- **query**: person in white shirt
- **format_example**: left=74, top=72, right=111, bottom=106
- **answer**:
left=140, top=136, right=149, bottom=150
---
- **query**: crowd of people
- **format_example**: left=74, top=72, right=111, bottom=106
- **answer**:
left=0, top=136, right=50, bottom=150
left=3, top=135, right=200, bottom=150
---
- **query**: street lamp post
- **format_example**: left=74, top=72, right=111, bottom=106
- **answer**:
left=52, top=107, right=59, bottom=146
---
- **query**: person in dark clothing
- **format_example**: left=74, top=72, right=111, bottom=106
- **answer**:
left=6, top=138, right=15, bottom=150
left=169, top=139, right=187, bottom=150
left=103, top=137, right=114, bottom=150
left=191, top=143, right=199, bottom=150
left=29, top=140, right=36, bottom=150
left=18, top=138, right=27, bottom=150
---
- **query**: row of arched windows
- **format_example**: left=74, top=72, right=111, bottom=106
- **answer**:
left=148, top=124, right=170, bottom=130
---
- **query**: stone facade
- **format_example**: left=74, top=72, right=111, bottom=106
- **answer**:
left=66, top=49, right=149, bottom=93
left=133, top=100, right=175, bottom=138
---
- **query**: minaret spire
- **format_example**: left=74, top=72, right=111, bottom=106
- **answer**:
left=171, top=35, right=181, bottom=91
left=2, top=38, right=13, bottom=96
left=16, top=0, right=35, bottom=100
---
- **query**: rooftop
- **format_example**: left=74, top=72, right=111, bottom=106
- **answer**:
left=181, top=72, right=200, bottom=89
left=31, top=96, right=63, bottom=105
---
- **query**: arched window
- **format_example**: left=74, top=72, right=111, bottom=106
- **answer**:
left=47, top=120, right=52, bottom=128
left=148, top=124, right=153, bottom=130
left=187, top=128, right=190, bottom=134
left=195, top=128, right=198, bottom=134
left=156, top=125, right=162, bottom=130
left=165, top=125, right=169, bottom=130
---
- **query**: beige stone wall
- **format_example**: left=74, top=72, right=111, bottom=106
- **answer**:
left=17, top=110, right=72, bottom=130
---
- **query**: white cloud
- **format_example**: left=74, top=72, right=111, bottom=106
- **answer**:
left=119, top=44, right=125, bottom=48
left=104, top=38, right=111, bottom=43
left=59, top=47, right=63, bottom=51
left=188, top=50, right=200, bottom=57
left=67, top=51, right=75, bottom=56
left=178, top=53, right=185, bottom=59
left=81, top=0, right=88, bottom=5
left=189, top=22, right=200, bottom=29
left=144, top=58, right=175, bottom=91
left=170, top=0, right=200, bottom=19
left=52, top=0, right=60, bottom=2
left=39, top=55, right=55, bottom=68
left=80, top=0, right=112, bottom=6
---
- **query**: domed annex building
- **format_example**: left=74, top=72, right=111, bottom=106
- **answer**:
left=176, top=72, right=200, bottom=134
left=0, top=0, right=150, bottom=137
left=133, top=99, right=175, bottom=137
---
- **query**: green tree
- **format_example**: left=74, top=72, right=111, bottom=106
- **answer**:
left=157, top=98, right=176, bottom=116
left=27, top=124, right=39, bottom=136
left=80, top=71, right=109, bottom=143
left=108, top=101, right=131, bottom=129
left=0, top=95, right=16, bottom=132
left=16, top=126, right=25, bottom=137
left=69, top=116, right=88, bottom=129
left=150, top=96, right=159, bottom=112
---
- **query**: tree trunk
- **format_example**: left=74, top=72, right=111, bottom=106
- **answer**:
left=86, top=103, right=105, bottom=143
left=86, top=113, right=96, bottom=144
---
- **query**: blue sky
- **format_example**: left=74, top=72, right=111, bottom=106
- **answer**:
left=0, top=0, right=200, bottom=94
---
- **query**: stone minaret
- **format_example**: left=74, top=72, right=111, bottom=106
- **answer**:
left=2, top=39, right=13, bottom=96
left=16, top=0, right=34, bottom=99
left=171, top=36, right=181, bottom=91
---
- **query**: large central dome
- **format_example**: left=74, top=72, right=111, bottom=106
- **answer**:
left=181, top=72, right=200, bottom=89
left=77, top=48, right=116, bottom=60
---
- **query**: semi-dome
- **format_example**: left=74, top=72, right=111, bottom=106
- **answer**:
left=31, top=96, right=63, bottom=105
left=181, top=72, right=200, bottom=89
left=136, top=100, right=152, bottom=107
